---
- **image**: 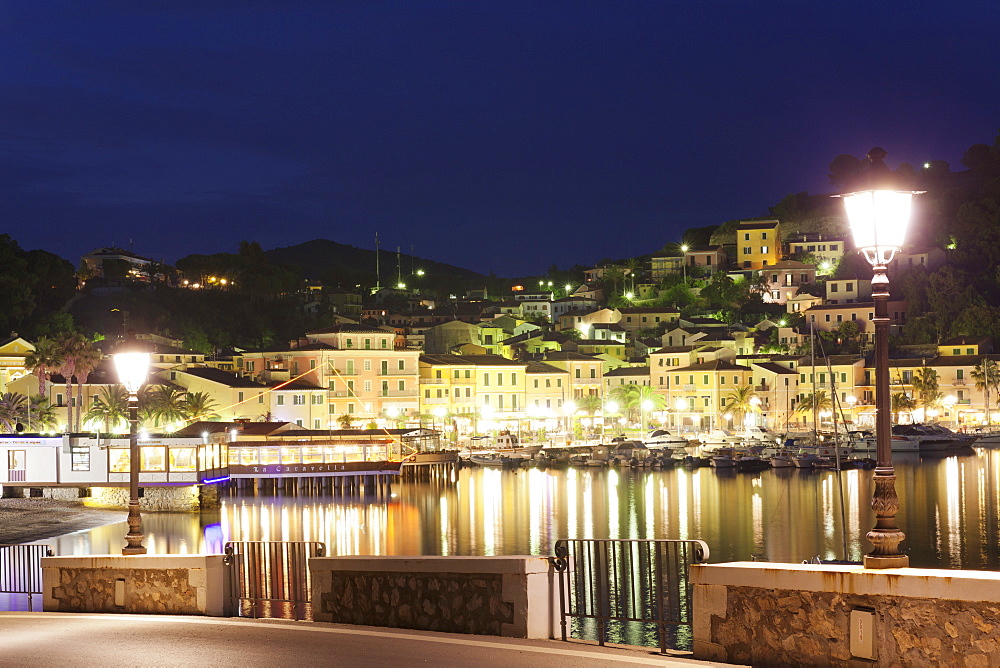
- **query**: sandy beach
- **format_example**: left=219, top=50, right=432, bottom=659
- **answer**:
left=0, top=498, right=124, bottom=544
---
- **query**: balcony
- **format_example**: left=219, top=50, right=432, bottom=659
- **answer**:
left=378, top=390, right=419, bottom=398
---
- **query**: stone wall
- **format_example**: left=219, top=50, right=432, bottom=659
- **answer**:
left=42, top=487, right=84, bottom=501
left=87, top=486, right=202, bottom=511
left=322, top=570, right=512, bottom=635
left=42, top=555, right=228, bottom=616
left=311, top=556, right=559, bottom=639
left=693, top=562, right=1000, bottom=666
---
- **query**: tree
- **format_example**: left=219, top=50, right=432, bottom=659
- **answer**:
left=55, top=331, right=89, bottom=432
left=338, top=414, right=355, bottom=430
left=725, top=385, right=760, bottom=427
left=184, top=391, right=221, bottom=422
left=72, top=343, right=103, bottom=431
left=891, top=393, right=916, bottom=424
left=145, top=386, right=188, bottom=430
left=972, top=359, right=1000, bottom=419
left=795, top=390, right=832, bottom=428
left=84, top=386, right=129, bottom=433
left=27, top=395, right=58, bottom=431
left=910, top=367, right=942, bottom=418
left=24, top=337, right=62, bottom=399
left=0, top=393, right=28, bottom=433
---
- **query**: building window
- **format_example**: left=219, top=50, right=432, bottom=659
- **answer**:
left=364, top=360, right=371, bottom=371
left=398, top=380, right=405, bottom=391
left=743, top=247, right=752, bottom=255
left=761, top=246, right=769, bottom=254
left=364, top=338, right=371, bottom=349
left=744, top=233, right=750, bottom=241
left=398, top=360, right=405, bottom=370
left=277, top=396, right=284, bottom=405
left=238, top=391, right=244, bottom=402
left=293, top=394, right=305, bottom=405
left=364, top=380, right=371, bottom=392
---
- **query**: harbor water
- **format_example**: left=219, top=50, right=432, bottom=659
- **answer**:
left=44, top=446, right=1000, bottom=570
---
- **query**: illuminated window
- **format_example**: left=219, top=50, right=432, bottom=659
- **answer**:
left=141, top=447, right=166, bottom=472
left=169, top=447, right=197, bottom=472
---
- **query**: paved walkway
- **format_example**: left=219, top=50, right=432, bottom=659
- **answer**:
left=0, top=613, right=740, bottom=667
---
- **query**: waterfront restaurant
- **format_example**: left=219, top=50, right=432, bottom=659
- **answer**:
left=0, top=433, right=228, bottom=492
left=176, top=422, right=438, bottom=478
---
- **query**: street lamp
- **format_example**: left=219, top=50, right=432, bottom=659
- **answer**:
left=563, top=401, right=577, bottom=442
left=680, top=244, right=689, bottom=284
left=641, top=399, right=654, bottom=436
left=674, top=397, right=687, bottom=432
left=841, top=147, right=920, bottom=569
left=113, top=335, right=151, bottom=555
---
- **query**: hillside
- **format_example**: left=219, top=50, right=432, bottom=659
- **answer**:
left=265, top=239, right=486, bottom=286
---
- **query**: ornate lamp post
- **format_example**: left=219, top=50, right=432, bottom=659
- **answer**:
left=113, top=335, right=151, bottom=555
left=841, top=147, right=920, bottom=569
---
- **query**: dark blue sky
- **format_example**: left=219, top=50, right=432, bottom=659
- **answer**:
left=2, top=1, right=998, bottom=276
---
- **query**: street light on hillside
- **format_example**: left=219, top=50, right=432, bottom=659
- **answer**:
left=114, top=334, right=151, bottom=555
left=840, top=147, right=921, bottom=569
left=680, top=244, right=689, bottom=284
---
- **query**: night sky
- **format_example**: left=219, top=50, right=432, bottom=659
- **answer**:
left=2, top=2, right=998, bottom=276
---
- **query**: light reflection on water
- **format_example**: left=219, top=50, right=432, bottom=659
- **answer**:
left=40, top=448, right=1000, bottom=570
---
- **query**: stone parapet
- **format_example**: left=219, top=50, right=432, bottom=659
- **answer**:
left=42, top=554, right=229, bottom=616
left=310, top=556, right=559, bottom=639
left=692, top=562, right=1000, bottom=666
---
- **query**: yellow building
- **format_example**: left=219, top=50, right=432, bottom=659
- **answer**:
left=419, top=353, right=527, bottom=419
left=736, top=220, right=782, bottom=269
left=666, top=359, right=754, bottom=431
left=0, top=335, right=33, bottom=394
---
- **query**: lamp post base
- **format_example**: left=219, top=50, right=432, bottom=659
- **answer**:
left=863, top=554, right=909, bottom=569
left=122, top=500, right=146, bottom=555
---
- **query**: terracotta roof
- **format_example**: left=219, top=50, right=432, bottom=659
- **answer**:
left=181, top=367, right=266, bottom=388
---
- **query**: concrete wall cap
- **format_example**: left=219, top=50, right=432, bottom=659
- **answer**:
left=42, top=555, right=226, bottom=569
left=692, top=562, right=1000, bottom=603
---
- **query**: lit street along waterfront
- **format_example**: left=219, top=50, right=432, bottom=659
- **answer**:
left=42, top=448, right=1000, bottom=570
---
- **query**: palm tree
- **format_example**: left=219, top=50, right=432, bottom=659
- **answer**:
left=891, top=392, right=917, bottom=424
left=24, top=337, right=62, bottom=399
left=72, top=343, right=103, bottom=432
left=623, top=258, right=642, bottom=292
left=725, top=385, right=760, bottom=427
left=55, top=332, right=88, bottom=432
left=795, top=390, right=832, bottom=428
left=972, top=358, right=1000, bottom=423
left=145, top=385, right=188, bottom=431
left=609, top=384, right=640, bottom=421
left=0, top=392, right=28, bottom=433
left=27, top=395, right=58, bottom=431
left=338, top=414, right=355, bottom=429
left=576, top=394, right=603, bottom=417
left=910, top=367, right=942, bottom=420
left=83, top=386, right=129, bottom=433
left=184, top=391, right=221, bottom=422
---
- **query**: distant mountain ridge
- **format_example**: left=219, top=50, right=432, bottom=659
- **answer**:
left=265, top=238, right=486, bottom=283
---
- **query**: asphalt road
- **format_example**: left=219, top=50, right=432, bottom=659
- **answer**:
left=0, top=613, right=738, bottom=667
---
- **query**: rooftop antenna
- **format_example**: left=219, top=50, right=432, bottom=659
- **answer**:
left=375, top=233, right=381, bottom=292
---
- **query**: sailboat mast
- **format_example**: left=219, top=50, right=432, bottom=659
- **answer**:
left=811, top=320, right=818, bottom=436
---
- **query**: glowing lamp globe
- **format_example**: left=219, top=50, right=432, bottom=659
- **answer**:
left=114, top=337, right=151, bottom=395
left=840, top=148, right=922, bottom=266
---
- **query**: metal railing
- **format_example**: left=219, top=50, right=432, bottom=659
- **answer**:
left=552, top=538, right=709, bottom=654
left=0, top=544, right=54, bottom=611
left=223, top=541, right=325, bottom=621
